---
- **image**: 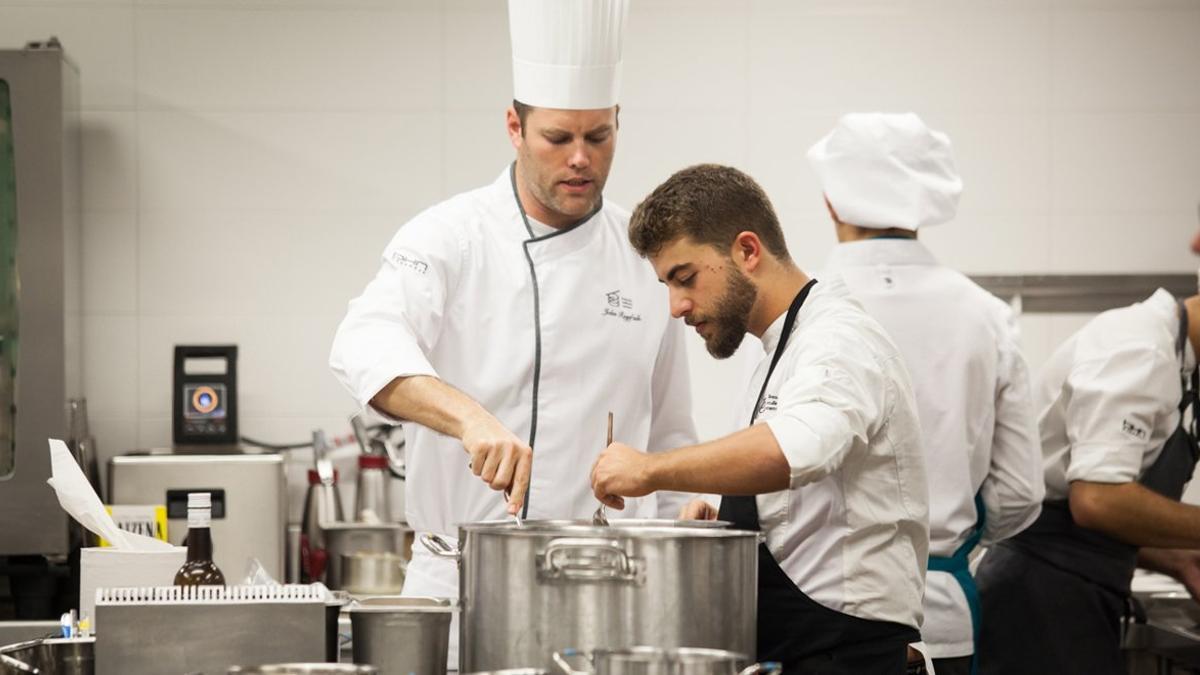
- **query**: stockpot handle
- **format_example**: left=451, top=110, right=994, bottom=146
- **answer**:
left=552, top=648, right=592, bottom=674
left=419, top=533, right=461, bottom=561
left=739, top=663, right=782, bottom=675
left=538, top=537, right=639, bottom=582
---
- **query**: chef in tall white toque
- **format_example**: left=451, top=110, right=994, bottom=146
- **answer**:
left=329, top=0, right=697, bottom=665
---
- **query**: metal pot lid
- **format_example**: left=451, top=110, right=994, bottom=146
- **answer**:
left=457, top=519, right=759, bottom=539
left=227, top=664, right=377, bottom=674
left=593, top=646, right=749, bottom=663
left=347, top=596, right=455, bottom=613
left=318, top=521, right=409, bottom=532
left=462, top=670, right=550, bottom=674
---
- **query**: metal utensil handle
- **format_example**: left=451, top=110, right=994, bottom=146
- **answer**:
left=419, top=533, right=461, bottom=561
left=739, top=663, right=783, bottom=675
left=539, top=538, right=639, bottom=582
left=552, top=649, right=592, bottom=675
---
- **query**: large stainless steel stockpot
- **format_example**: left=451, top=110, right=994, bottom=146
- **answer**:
left=421, top=519, right=759, bottom=672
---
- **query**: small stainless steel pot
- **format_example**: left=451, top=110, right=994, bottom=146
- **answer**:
left=341, top=552, right=406, bottom=595
left=553, top=647, right=781, bottom=675
left=348, top=596, right=454, bottom=675
left=321, top=522, right=409, bottom=590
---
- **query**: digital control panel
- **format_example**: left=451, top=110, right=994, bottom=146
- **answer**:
left=173, top=345, right=238, bottom=445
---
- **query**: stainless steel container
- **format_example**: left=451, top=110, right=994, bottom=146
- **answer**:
left=552, top=647, right=779, bottom=675
left=227, top=665, right=377, bottom=674
left=322, top=522, right=409, bottom=590
left=464, top=671, right=550, bottom=675
left=421, top=520, right=759, bottom=672
left=341, top=552, right=406, bottom=595
left=348, top=597, right=454, bottom=675
left=0, top=637, right=94, bottom=675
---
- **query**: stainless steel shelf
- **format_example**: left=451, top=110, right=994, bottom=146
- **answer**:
left=969, top=274, right=1196, bottom=313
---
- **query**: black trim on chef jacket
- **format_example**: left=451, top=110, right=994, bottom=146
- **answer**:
left=718, top=278, right=919, bottom=674
left=508, top=162, right=604, bottom=520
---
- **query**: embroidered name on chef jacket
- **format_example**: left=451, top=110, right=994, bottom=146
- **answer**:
left=602, top=290, right=642, bottom=322
left=757, top=394, right=779, bottom=417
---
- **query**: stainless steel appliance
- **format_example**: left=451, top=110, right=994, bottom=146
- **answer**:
left=0, top=40, right=82, bottom=558
left=108, top=450, right=287, bottom=580
left=93, top=585, right=324, bottom=675
left=421, top=520, right=759, bottom=672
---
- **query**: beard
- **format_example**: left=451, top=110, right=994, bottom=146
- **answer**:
left=697, top=266, right=757, bottom=359
left=517, top=148, right=605, bottom=222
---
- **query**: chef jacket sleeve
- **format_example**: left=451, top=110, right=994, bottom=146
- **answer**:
left=979, top=311, right=1045, bottom=545
left=1063, top=345, right=1177, bottom=485
left=764, top=338, right=886, bottom=488
left=645, top=317, right=700, bottom=518
left=329, top=210, right=465, bottom=423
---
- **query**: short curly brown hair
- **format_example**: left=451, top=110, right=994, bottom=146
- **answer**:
left=628, top=164, right=791, bottom=262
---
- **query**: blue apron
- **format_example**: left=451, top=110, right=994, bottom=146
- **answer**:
left=927, top=493, right=986, bottom=675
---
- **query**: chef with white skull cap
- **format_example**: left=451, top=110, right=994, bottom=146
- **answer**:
left=330, top=0, right=697, bottom=666
left=812, top=112, right=1045, bottom=675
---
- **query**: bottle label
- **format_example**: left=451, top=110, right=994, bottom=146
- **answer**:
left=187, top=507, right=211, bottom=529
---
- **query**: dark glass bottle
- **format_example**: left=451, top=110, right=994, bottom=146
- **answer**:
left=174, top=492, right=226, bottom=587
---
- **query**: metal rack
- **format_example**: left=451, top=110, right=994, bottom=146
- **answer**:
left=970, top=274, right=1195, bottom=313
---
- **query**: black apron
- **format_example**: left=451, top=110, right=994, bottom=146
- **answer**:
left=976, top=302, right=1200, bottom=675
left=718, top=279, right=920, bottom=675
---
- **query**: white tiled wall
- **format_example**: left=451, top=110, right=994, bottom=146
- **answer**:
left=1, top=0, right=1196, bottom=471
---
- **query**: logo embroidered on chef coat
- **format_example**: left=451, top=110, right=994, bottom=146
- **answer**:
left=1122, top=419, right=1148, bottom=441
left=388, top=250, right=429, bottom=275
left=602, top=290, right=642, bottom=322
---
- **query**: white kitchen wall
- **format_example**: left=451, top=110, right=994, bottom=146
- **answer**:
left=0, top=0, right=1197, bottom=475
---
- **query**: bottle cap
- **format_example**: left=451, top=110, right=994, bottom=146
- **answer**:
left=307, top=469, right=339, bottom=484
left=358, top=454, right=389, bottom=470
left=188, top=492, right=211, bottom=509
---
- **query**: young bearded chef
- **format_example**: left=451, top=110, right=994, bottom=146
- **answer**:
left=590, top=163, right=930, bottom=674
left=975, top=283, right=1200, bottom=674
left=330, top=0, right=697, bottom=664
left=813, top=113, right=1045, bottom=675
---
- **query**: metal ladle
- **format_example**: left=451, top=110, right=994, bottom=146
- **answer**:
left=592, top=412, right=613, bottom=526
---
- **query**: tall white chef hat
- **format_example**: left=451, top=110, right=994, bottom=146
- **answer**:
left=508, top=0, right=630, bottom=110
left=807, top=112, right=963, bottom=231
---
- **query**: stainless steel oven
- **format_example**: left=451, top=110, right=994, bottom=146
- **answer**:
left=0, top=40, right=82, bottom=558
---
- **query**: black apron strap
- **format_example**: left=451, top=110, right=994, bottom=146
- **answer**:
left=719, top=278, right=818, bottom=532
left=718, top=278, right=917, bottom=671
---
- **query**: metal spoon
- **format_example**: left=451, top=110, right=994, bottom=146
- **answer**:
left=592, top=412, right=613, bottom=526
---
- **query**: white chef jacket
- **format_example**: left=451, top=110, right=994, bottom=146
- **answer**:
left=330, top=166, right=698, bottom=663
left=822, top=239, right=1044, bottom=658
left=741, top=276, right=930, bottom=630
left=1040, top=288, right=1196, bottom=501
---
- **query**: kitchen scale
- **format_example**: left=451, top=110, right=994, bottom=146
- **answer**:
left=172, top=344, right=238, bottom=446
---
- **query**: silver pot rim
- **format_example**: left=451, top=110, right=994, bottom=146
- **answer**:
left=348, top=596, right=456, bottom=613
left=319, top=521, right=410, bottom=532
left=594, top=646, right=750, bottom=662
left=456, top=519, right=758, bottom=539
